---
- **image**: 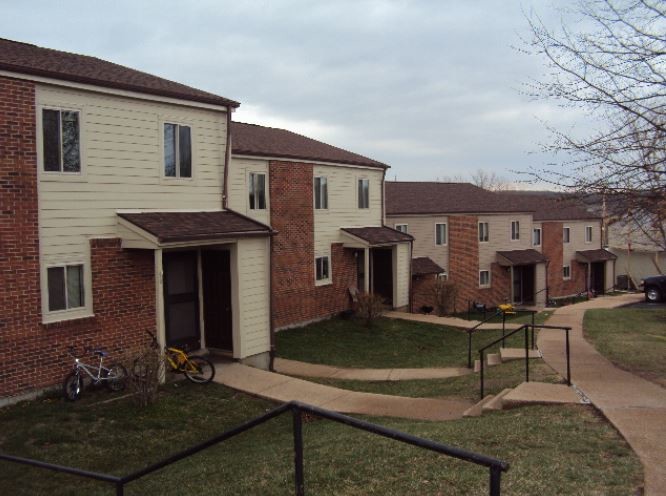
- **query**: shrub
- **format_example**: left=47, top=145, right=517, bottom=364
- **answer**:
left=355, top=292, right=386, bottom=327
left=127, top=345, right=165, bottom=407
left=430, top=278, right=458, bottom=316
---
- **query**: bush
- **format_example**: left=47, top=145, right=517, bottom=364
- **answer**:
left=127, top=345, right=165, bottom=407
left=355, top=292, right=386, bottom=327
left=430, top=278, right=458, bottom=316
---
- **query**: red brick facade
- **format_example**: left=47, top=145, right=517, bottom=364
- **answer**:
left=411, top=274, right=437, bottom=313
left=0, top=77, right=155, bottom=398
left=269, top=161, right=357, bottom=329
left=541, top=222, right=586, bottom=298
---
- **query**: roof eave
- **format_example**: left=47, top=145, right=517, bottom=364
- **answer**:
left=232, top=149, right=389, bottom=169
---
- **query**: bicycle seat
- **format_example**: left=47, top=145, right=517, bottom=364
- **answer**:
left=92, top=349, right=109, bottom=357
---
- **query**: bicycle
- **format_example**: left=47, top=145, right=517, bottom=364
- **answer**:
left=136, top=331, right=215, bottom=384
left=63, top=347, right=128, bottom=401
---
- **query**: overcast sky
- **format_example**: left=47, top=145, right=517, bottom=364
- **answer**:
left=2, top=0, right=584, bottom=185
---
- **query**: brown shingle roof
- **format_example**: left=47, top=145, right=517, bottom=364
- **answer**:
left=498, top=192, right=600, bottom=221
left=496, top=249, right=548, bottom=266
left=231, top=122, right=387, bottom=169
left=576, top=249, right=617, bottom=263
left=0, top=38, right=239, bottom=108
left=118, top=210, right=272, bottom=244
left=341, top=226, right=412, bottom=245
left=412, top=257, right=444, bottom=276
left=385, top=182, right=530, bottom=215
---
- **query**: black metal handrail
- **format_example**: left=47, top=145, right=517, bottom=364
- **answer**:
left=478, top=324, right=572, bottom=399
left=0, top=400, right=510, bottom=496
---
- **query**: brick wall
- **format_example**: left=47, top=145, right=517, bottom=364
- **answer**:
left=269, top=161, right=356, bottom=329
left=542, top=221, right=586, bottom=298
left=0, top=77, right=155, bottom=398
left=411, top=274, right=437, bottom=313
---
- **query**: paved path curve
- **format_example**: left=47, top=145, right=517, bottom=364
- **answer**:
left=274, top=358, right=471, bottom=381
left=538, top=293, right=666, bottom=495
left=212, top=362, right=472, bottom=421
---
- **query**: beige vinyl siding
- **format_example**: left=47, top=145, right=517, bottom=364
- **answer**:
left=313, top=165, right=383, bottom=256
left=478, top=214, right=533, bottom=270
left=227, top=157, right=270, bottom=225
left=393, top=242, right=411, bottom=308
left=387, top=215, right=448, bottom=271
left=236, top=237, right=271, bottom=358
left=563, top=220, right=601, bottom=267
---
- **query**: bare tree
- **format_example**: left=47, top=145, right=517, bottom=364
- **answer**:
left=525, top=0, right=666, bottom=249
left=470, top=169, right=513, bottom=191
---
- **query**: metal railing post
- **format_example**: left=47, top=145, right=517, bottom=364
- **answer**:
left=530, top=312, right=535, bottom=350
left=479, top=351, right=485, bottom=399
left=565, top=328, right=571, bottom=386
left=467, top=331, right=472, bottom=369
left=490, top=466, right=502, bottom=496
left=501, top=313, right=506, bottom=347
left=293, top=407, right=305, bottom=496
left=116, top=482, right=125, bottom=496
left=524, top=326, right=529, bottom=383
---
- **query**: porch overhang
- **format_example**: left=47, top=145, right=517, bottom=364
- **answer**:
left=576, top=249, right=617, bottom=263
left=496, top=249, right=548, bottom=267
left=117, top=209, right=275, bottom=249
left=412, top=257, right=444, bottom=277
left=340, top=226, right=413, bottom=248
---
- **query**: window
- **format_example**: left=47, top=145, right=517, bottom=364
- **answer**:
left=395, top=224, right=408, bottom=233
left=315, top=256, right=330, bottom=281
left=249, top=172, right=267, bottom=210
left=42, top=109, right=81, bottom=173
left=511, top=220, right=520, bottom=240
left=478, top=222, right=489, bottom=242
left=438, top=270, right=448, bottom=280
left=563, top=227, right=570, bottom=243
left=164, top=123, right=192, bottom=178
left=479, top=270, right=491, bottom=287
left=47, top=264, right=84, bottom=311
left=435, top=223, right=447, bottom=245
left=533, top=228, right=542, bottom=246
left=314, top=176, right=328, bottom=209
left=585, top=226, right=593, bottom=243
left=563, top=265, right=571, bottom=280
left=358, top=179, right=369, bottom=209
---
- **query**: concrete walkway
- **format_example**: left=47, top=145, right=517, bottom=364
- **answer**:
left=274, top=358, right=471, bottom=381
left=538, top=293, right=666, bottom=495
left=212, top=361, right=472, bottom=421
left=385, top=310, right=523, bottom=331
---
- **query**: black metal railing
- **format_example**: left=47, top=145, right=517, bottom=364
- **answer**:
left=0, top=400, right=510, bottom=496
left=478, top=324, right=572, bottom=399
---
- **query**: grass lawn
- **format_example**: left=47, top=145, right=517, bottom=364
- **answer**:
left=0, top=383, right=642, bottom=495
left=276, top=317, right=541, bottom=369
left=584, top=305, right=666, bottom=387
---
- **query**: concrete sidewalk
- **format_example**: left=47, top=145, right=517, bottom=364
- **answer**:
left=385, top=311, right=523, bottom=331
left=212, top=361, right=472, bottom=421
left=538, top=293, right=666, bottom=495
left=274, top=358, right=471, bottom=381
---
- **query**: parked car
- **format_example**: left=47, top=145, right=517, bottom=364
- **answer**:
left=641, top=275, right=666, bottom=303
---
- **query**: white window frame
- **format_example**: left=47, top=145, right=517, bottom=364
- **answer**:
left=314, top=176, right=328, bottom=210
left=41, top=258, right=93, bottom=323
left=248, top=171, right=268, bottom=210
left=162, top=121, right=193, bottom=180
left=315, top=255, right=331, bottom=285
left=478, top=222, right=489, bottom=243
left=563, top=226, right=571, bottom=244
left=357, top=178, right=370, bottom=209
left=533, top=227, right=542, bottom=247
left=585, top=225, right=593, bottom=244
left=437, top=270, right=448, bottom=280
left=38, top=105, right=86, bottom=180
left=511, top=220, right=520, bottom=241
left=435, top=223, right=447, bottom=246
left=563, top=265, right=571, bottom=280
left=479, top=269, right=491, bottom=288
left=394, top=224, right=408, bottom=233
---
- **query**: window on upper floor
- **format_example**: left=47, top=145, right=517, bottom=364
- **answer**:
left=533, top=228, right=542, bottom=246
left=479, top=270, right=491, bottom=287
left=585, top=226, right=593, bottom=243
left=42, top=109, right=81, bottom=173
left=358, top=179, right=369, bottom=209
left=395, top=224, right=408, bottom=233
left=315, top=256, right=330, bottom=281
left=563, top=227, right=571, bottom=243
left=314, top=176, right=328, bottom=209
left=511, top=220, right=520, bottom=240
left=164, top=123, right=192, bottom=178
left=47, top=264, right=85, bottom=312
left=479, top=222, right=489, bottom=242
left=563, top=265, right=571, bottom=280
left=435, top=223, right=447, bottom=245
left=249, top=172, right=267, bottom=210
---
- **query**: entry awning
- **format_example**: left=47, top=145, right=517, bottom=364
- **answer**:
left=341, top=226, right=413, bottom=247
left=117, top=210, right=274, bottom=248
left=496, top=249, right=548, bottom=267
left=412, top=257, right=444, bottom=276
left=576, top=249, right=617, bottom=263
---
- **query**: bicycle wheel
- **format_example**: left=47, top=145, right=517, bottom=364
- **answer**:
left=63, top=371, right=82, bottom=401
left=105, top=363, right=128, bottom=392
left=184, top=356, right=215, bottom=384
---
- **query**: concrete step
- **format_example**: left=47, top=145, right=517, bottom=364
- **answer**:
left=499, top=348, right=541, bottom=362
left=482, top=388, right=513, bottom=411
left=502, top=382, right=582, bottom=409
left=487, top=353, right=502, bottom=366
left=463, top=394, right=495, bottom=417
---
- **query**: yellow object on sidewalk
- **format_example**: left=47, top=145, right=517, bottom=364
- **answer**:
left=498, top=303, right=516, bottom=315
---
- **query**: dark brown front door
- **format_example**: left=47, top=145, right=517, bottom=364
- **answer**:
left=591, top=262, right=605, bottom=295
left=163, top=251, right=200, bottom=349
left=372, top=248, right=393, bottom=305
left=513, top=265, right=535, bottom=305
left=202, top=250, right=233, bottom=351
